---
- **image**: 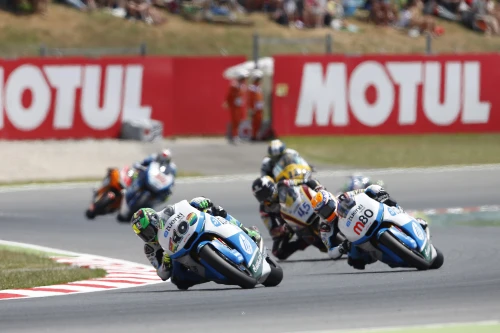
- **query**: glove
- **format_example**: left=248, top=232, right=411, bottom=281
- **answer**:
left=190, top=197, right=212, bottom=211
left=337, top=239, right=351, bottom=256
left=211, top=205, right=227, bottom=219
left=162, top=252, right=172, bottom=270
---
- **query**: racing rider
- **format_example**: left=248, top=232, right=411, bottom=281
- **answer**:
left=311, top=185, right=428, bottom=270
left=131, top=197, right=262, bottom=290
left=260, top=139, right=313, bottom=179
left=251, top=175, right=326, bottom=259
left=132, top=148, right=177, bottom=201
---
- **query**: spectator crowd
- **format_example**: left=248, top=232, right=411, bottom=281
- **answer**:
left=3, top=0, right=500, bottom=35
left=267, top=0, right=500, bottom=36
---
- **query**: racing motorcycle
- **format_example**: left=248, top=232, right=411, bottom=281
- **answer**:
left=156, top=200, right=283, bottom=289
left=85, top=166, right=135, bottom=220
left=117, top=161, right=175, bottom=222
left=337, top=193, right=444, bottom=270
left=277, top=183, right=343, bottom=255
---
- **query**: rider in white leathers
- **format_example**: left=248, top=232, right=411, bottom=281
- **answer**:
left=311, top=184, right=428, bottom=270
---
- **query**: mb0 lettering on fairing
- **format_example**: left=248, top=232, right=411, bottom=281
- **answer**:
left=295, top=61, right=491, bottom=127
left=0, top=64, right=152, bottom=131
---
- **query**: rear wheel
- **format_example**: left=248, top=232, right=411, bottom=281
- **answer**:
left=261, top=256, right=283, bottom=287
left=199, top=245, right=257, bottom=289
left=378, top=231, right=431, bottom=271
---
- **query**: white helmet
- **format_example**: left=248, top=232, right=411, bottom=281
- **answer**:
left=236, top=68, right=249, bottom=79
left=251, top=69, right=264, bottom=80
left=156, top=149, right=172, bottom=164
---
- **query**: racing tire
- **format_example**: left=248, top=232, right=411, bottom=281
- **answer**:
left=379, top=231, right=431, bottom=271
left=199, top=245, right=258, bottom=289
left=85, top=209, right=96, bottom=220
left=430, top=247, right=444, bottom=270
left=262, top=256, right=283, bottom=287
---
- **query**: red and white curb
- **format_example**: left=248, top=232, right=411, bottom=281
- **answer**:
left=0, top=240, right=165, bottom=301
left=406, top=204, right=500, bottom=217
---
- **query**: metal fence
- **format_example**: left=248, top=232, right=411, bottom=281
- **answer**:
left=252, top=32, right=435, bottom=64
left=0, top=43, right=148, bottom=58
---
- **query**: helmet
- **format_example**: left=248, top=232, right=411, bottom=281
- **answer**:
left=311, top=190, right=338, bottom=223
left=236, top=68, right=249, bottom=80
left=131, top=208, right=162, bottom=243
left=252, top=176, right=277, bottom=203
left=251, top=69, right=264, bottom=81
left=267, top=139, right=286, bottom=161
left=156, top=149, right=172, bottom=165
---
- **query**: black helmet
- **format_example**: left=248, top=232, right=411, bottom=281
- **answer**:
left=252, top=176, right=277, bottom=203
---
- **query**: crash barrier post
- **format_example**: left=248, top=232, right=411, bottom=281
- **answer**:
left=271, top=53, right=500, bottom=136
left=39, top=43, right=148, bottom=57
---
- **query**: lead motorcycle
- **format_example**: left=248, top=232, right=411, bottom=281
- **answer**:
left=337, top=193, right=444, bottom=270
left=156, top=200, right=283, bottom=289
left=117, top=161, right=175, bottom=222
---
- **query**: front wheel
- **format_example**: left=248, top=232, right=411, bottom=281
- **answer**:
left=261, top=256, right=283, bottom=287
left=199, top=245, right=257, bottom=289
left=378, top=231, right=431, bottom=271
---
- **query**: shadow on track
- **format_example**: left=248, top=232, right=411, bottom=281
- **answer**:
left=118, top=286, right=245, bottom=293
left=306, top=269, right=416, bottom=276
left=278, top=258, right=345, bottom=264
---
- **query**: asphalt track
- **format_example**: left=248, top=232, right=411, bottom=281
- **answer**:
left=1, top=167, right=500, bottom=333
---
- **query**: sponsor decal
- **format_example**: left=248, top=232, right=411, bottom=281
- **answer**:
left=252, top=251, right=263, bottom=272
left=166, top=213, right=184, bottom=232
left=412, top=221, right=426, bottom=241
left=239, top=234, right=253, bottom=255
left=272, top=56, right=500, bottom=136
left=187, top=212, right=198, bottom=226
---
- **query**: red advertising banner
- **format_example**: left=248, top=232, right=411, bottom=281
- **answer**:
left=272, top=54, right=500, bottom=136
left=0, top=55, right=245, bottom=139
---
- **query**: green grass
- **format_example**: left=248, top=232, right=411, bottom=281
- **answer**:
left=1, top=3, right=500, bottom=58
left=0, top=249, right=106, bottom=290
left=0, top=244, right=75, bottom=258
left=281, top=134, right=500, bottom=168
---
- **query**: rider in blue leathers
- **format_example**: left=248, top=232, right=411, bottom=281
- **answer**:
left=312, top=185, right=428, bottom=270
left=131, top=197, right=261, bottom=290
left=117, top=149, right=178, bottom=222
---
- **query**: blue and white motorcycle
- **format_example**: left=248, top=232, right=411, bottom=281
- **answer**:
left=337, top=193, right=444, bottom=270
left=117, top=161, right=175, bottom=222
left=158, top=200, right=284, bottom=289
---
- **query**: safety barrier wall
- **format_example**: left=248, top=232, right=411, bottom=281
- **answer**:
left=0, top=56, right=245, bottom=139
left=271, top=54, right=500, bottom=136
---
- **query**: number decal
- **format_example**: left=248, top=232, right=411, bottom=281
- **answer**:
left=358, top=209, right=374, bottom=225
left=177, top=221, right=189, bottom=235
left=297, top=202, right=311, bottom=217
left=172, top=221, right=189, bottom=243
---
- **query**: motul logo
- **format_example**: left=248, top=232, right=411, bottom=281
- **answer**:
left=0, top=64, right=152, bottom=131
left=295, top=61, right=491, bottom=127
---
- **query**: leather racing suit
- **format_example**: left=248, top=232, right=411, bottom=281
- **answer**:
left=262, top=178, right=326, bottom=259
left=145, top=197, right=261, bottom=290
left=261, top=148, right=308, bottom=178
left=131, top=154, right=177, bottom=203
